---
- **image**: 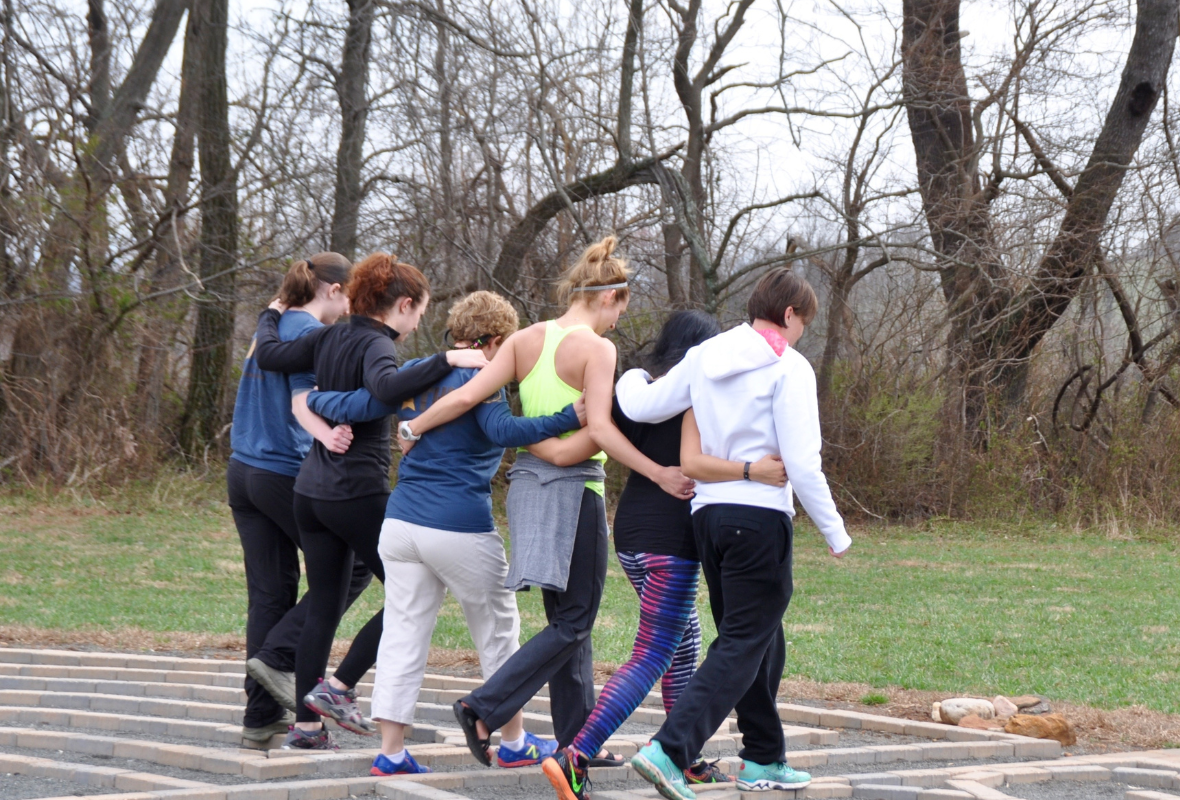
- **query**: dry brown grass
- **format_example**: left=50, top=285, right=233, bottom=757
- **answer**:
left=773, top=676, right=1180, bottom=752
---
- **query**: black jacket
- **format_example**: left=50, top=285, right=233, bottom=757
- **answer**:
left=252, top=309, right=452, bottom=500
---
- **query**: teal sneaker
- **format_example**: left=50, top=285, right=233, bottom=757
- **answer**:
left=737, top=760, right=811, bottom=791
left=630, top=741, right=697, bottom=800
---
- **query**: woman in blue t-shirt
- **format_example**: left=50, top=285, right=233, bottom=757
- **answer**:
left=304, top=291, right=584, bottom=776
left=227, top=253, right=357, bottom=743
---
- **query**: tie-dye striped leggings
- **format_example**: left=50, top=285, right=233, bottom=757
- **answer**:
left=570, top=551, right=701, bottom=760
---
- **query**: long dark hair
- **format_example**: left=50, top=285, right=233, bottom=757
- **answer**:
left=646, top=309, right=721, bottom=377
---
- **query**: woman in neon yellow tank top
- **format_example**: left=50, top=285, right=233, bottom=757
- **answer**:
left=401, top=236, right=694, bottom=766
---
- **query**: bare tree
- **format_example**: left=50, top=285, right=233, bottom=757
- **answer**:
left=181, top=0, right=239, bottom=453
left=901, top=0, right=1180, bottom=443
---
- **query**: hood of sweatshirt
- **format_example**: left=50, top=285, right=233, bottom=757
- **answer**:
left=700, top=324, right=782, bottom=380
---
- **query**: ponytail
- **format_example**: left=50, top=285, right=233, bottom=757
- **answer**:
left=277, top=252, right=353, bottom=308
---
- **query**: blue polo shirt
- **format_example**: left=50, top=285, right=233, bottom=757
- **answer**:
left=230, top=310, right=321, bottom=477
left=307, top=362, right=578, bottom=533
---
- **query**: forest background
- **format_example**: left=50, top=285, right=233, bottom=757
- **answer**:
left=2, top=0, right=1180, bottom=526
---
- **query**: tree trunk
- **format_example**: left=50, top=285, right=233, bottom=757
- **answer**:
left=180, top=0, right=239, bottom=455
left=86, top=0, right=111, bottom=132
left=663, top=222, right=687, bottom=308
left=491, top=156, right=667, bottom=295
left=329, top=0, right=374, bottom=260
left=901, top=0, right=1177, bottom=446
left=0, top=0, right=16, bottom=300
left=37, top=0, right=187, bottom=290
left=135, top=9, right=199, bottom=433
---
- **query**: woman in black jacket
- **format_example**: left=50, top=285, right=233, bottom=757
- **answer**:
left=252, top=253, right=486, bottom=749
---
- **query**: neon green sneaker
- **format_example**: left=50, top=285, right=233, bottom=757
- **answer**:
left=630, top=741, right=697, bottom=800
left=736, top=760, right=811, bottom=791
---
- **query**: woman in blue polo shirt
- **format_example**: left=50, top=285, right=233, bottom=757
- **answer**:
left=304, top=291, right=584, bottom=775
left=227, top=253, right=358, bottom=742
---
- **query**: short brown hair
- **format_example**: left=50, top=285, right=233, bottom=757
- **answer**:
left=557, top=235, right=631, bottom=306
left=277, top=252, right=352, bottom=307
left=747, top=268, right=818, bottom=326
left=348, top=253, right=430, bottom=318
left=447, top=291, right=520, bottom=343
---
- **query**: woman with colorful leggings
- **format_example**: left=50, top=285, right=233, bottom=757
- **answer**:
left=536, top=310, right=789, bottom=800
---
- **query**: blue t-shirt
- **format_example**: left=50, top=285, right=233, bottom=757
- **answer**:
left=307, top=360, right=578, bottom=533
left=229, top=310, right=321, bottom=477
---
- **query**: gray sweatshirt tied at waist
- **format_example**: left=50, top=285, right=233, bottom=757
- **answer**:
left=504, top=451, right=607, bottom=592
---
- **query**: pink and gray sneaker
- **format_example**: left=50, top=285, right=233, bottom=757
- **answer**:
left=302, top=678, right=375, bottom=735
left=281, top=725, right=339, bottom=750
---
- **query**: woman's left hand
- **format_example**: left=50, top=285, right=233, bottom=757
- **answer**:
left=654, top=466, right=695, bottom=500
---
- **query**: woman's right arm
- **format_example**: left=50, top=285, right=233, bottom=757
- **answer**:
left=252, top=309, right=319, bottom=373
left=401, top=337, right=519, bottom=437
left=525, top=428, right=600, bottom=467
left=680, top=409, right=786, bottom=486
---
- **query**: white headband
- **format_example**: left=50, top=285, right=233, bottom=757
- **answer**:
left=570, top=282, right=628, bottom=293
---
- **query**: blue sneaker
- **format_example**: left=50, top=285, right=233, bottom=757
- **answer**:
left=370, top=751, right=432, bottom=776
left=497, top=730, right=558, bottom=767
left=631, top=740, right=696, bottom=800
left=736, top=760, right=811, bottom=791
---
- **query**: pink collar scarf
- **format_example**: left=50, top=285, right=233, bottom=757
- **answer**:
left=754, top=327, right=789, bottom=356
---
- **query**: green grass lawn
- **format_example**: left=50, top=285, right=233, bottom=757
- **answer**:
left=1, top=472, right=1178, bottom=714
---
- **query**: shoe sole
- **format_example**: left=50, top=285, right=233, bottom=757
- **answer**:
left=245, top=659, right=297, bottom=712
left=452, top=701, right=492, bottom=767
left=737, top=778, right=811, bottom=791
left=498, top=757, right=542, bottom=768
left=542, top=757, right=582, bottom=800
left=240, top=726, right=287, bottom=743
left=301, top=694, right=374, bottom=736
left=631, top=753, right=695, bottom=800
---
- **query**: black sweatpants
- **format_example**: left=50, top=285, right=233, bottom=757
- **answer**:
left=292, top=491, right=388, bottom=723
left=463, top=488, right=609, bottom=748
left=654, top=503, right=794, bottom=769
left=226, top=460, right=373, bottom=728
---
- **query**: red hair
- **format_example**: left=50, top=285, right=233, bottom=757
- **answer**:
left=348, top=253, right=430, bottom=318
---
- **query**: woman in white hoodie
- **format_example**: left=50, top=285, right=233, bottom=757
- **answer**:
left=617, top=268, right=851, bottom=800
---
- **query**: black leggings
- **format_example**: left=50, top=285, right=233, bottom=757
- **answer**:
left=292, top=491, right=388, bottom=723
left=464, top=488, right=609, bottom=747
left=226, top=460, right=373, bottom=727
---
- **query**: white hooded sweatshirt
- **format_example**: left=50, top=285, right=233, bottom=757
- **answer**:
left=615, top=323, right=852, bottom=554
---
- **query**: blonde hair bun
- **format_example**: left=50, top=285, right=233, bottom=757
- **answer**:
left=557, top=235, right=631, bottom=305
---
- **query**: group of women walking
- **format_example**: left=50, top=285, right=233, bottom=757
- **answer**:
left=228, top=235, right=848, bottom=800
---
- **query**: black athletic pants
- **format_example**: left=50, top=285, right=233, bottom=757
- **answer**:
left=654, top=503, right=794, bottom=769
left=463, top=488, right=609, bottom=748
left=292, top=491, right=388, bottom=723
left=226, top=459, right=373, bottom=728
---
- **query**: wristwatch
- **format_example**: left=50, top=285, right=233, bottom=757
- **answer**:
left=743, top=462, right=751, bottom=481
left=398, top=421, right=421, bottom=442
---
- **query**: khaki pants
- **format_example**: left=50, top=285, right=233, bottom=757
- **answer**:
left=370, top=518, right=521, bottom=724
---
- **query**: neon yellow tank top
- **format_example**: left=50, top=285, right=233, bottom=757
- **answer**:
left=519, top=321, right=606, bottom=496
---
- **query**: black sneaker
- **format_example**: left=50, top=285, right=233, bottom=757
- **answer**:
left=685, top=758, right=734, bottom=784
left=246, top=658, right=296, bottom=712
left=281, top=726, right=338, bottom=750
left=241, top=710, right=295, bottom=743
left=542, top=746, right=591, bottom=800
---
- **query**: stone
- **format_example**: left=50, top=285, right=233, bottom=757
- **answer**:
left=1004, top=713, right=1076, bottom=746
left=931, top=702, right=941, bottom=723
left=938, top=698, right=995, bottom=725
left=957, top=714, right=1004, bottom=730
left=1021, top=700, right=1052, bottom=715
left=1007, top=695, right=1043, bottom=709
left=992, top=695, right=1018, bottom=718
